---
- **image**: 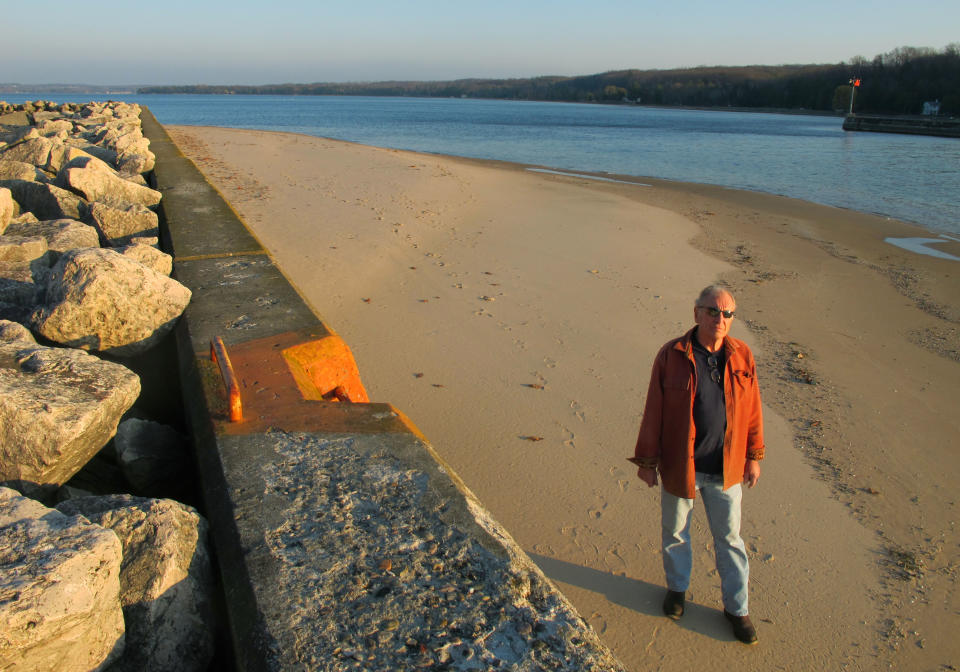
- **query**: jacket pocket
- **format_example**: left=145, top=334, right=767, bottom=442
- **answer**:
left=731, top=370, right=753, bottom=389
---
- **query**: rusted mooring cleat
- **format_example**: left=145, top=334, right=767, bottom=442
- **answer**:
left=211, top=336, right=243, bottom=422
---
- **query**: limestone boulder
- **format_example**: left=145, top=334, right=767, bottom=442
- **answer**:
left=64, top=138, right=118, bottom=166
left=32, top=110, right=69, bottom=123
left=130, top=235, right=159, bottom=247
left=118, top=243, right=172, bottom=276
left=0, top=110, right=31, bottom=126
left=31, top=248, right=191, bottom=357
left=0, top=319, right=34, bottom=342
left=79, top=102, right=111, bottom=118
left=0, top=237, right=50, bottom=311
left=4, top=218, right=100, bottom=258
left=0, top=159, right=49, bottom=183
left=0, top=340, right=141, bottom=497
left=111, top=132, right=150, bottom=157
left=0, top=236, right=48, bottom=264
left=47, top=143, right=96, bottom=174
left=56, top=495, right=215, bottom=672
left=54, top=155, right=161, bottom=208
left=114, top=419, right=188, bottom=494
left=0, top=136, right=56, bottom=170
left=0, top=186, right=13, bottom=233
left=10, top=212, right=38, bottom=225
left=117, top=151, right=155, bottom=176
left=87, top=199, right=158, bottom=246
left=89, top=124, right=141, bottom=148
left=0, top=126, right=38, bottom=147
left=0, top=179, right=86, bottom=220
left=0, top=259, right=50, bottom=315
left=0, top=487, right=125, bottom=672
left=35, top=119, right=74, bottom=137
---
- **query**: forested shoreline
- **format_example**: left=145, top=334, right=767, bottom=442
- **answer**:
left=137, top=45, right=959, bottom=115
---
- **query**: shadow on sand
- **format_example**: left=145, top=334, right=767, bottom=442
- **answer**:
left=527, top=552, right=736, bottom=643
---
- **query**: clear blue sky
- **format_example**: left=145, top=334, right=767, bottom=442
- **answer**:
left=2, top=0, right=956, bottom=85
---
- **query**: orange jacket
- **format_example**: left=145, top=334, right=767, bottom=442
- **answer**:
left=630, top=327, right=765, bottom=498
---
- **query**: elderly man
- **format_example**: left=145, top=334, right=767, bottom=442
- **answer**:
left=630, top=285, right=765, bottom=645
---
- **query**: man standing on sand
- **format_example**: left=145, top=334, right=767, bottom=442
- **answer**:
left=630, top=285, right=764, bottom=645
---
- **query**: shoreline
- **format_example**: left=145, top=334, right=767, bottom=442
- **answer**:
left=6, top=95, right=954, bottom=233
left=519, top=164, right=960, bottom=243
left=167, top=124, right=960, bottom=670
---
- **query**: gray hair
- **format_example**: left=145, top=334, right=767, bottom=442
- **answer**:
left=696, top=284, right=733, bottom=306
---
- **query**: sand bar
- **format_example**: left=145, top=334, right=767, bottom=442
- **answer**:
left=166, top=125, right=960, bottom=671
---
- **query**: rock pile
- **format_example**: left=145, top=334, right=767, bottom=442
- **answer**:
left=0, top=101, right=214, bottom=672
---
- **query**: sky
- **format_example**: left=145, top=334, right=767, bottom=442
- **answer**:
left=1, top=0, right=957, bottom=86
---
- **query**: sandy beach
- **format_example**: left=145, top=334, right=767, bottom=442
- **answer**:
left=166, top=124, right=959, bottom=671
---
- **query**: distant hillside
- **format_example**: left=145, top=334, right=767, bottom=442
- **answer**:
left=0, top=83, right=137, bottom=95
left=139, top=45, right=960, bottom=116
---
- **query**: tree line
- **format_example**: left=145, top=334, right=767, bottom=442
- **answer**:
left=139, top=45, right=959, bottom=116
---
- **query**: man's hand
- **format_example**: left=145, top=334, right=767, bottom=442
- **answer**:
left=743, top=459, right=761, bottom=488
left=637, top=467, right=658, bottom=488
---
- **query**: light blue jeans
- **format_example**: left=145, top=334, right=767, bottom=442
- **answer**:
left=661, top=472, right=750, bottom=616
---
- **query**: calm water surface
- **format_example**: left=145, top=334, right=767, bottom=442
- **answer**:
left=5, top=94, right=959, bottom=235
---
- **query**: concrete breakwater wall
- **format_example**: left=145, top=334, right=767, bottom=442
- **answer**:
left=1, top=100, right=624, bottom=671
left=842, top=113, right=960, bottom=138
left=143, top=109, right=626, bottom=670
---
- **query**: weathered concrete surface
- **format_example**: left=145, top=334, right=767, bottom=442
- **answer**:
left=143, top=108, right=626, bottom=671
left=217, top=431, right=623, bottom=671
left=56, top=495, right=215, bottom=672
left=0, top=487, right=125, bottom=672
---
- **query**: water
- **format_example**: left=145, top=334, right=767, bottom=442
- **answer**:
left=4, top=93, right=959, bottom=235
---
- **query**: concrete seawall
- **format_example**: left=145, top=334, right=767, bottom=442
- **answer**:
left=140, top=109, right=625, bottom=671
left=842, top=113, right=960, bottom=137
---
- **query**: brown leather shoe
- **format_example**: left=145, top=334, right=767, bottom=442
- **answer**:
left=724, top=610, right=758, bottom=645
left=662, top=590, right=685, bottom=620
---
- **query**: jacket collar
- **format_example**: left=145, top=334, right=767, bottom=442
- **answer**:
left=674, top=326, right=739, bottom=356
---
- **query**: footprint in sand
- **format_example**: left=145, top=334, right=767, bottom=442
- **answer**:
left=530, top=372, right=549, bottom=387
left=604, top=545, right=627, bottom=570
left=588, top=495, right=609, bottom=520
left=588, top=612, right=608, bottom=635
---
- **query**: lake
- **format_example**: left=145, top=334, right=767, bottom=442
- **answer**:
left=4, top=93, right=958, bottom=235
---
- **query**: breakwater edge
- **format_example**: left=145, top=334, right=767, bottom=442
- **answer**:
left=1, top=100, right=627, bottom=671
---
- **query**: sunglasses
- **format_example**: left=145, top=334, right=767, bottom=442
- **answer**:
left=707, top=354, right=722, bottom=384
left=699, top=306, right=736, bottom=319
